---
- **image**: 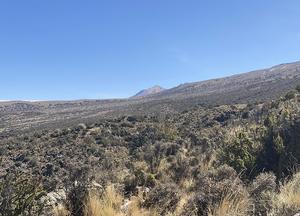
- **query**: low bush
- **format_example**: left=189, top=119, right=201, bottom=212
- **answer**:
left=0, top=172, right=46, bottom=216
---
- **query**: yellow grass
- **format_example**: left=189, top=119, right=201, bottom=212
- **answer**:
left=200, top=153, right=216, bottom=172
left=126, top=196, right=157, bottom=216
left=208, top=188, right=252, bottom=216
left=84, top=185, right=123, bottom=216
left=83, top=185, right=156, bottom=216
left=53, top=204, right=70, bottom=216
left=269, top=172, right=300, bottom=215
left=171, top=194, right=193, bottom=216
left=180, top=178, right=194, bottom=191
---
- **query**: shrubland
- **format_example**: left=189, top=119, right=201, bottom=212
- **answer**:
left=1, top=88, right=300, bottom=215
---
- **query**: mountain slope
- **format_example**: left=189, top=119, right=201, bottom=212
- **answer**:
left=131, top=85, right=165, bottom=98
left=144, top=61, right=300, bottom=104
left=2, top=86, right=300, bottom=215
left=1, top=61, right=300, bottom=135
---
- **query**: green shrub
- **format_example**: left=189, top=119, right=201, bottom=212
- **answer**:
left=219, top=132, right=258, bottom=178
left=0, top=172, right=46, bottom=216
left=258, top=119, right=300, bottom=178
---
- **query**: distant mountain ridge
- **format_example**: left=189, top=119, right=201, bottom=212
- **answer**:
left=1, top=61, right=300, bottom=135
left=132, top=85, right=165, bottom=98
left=143, top=61, right=300, bottom=104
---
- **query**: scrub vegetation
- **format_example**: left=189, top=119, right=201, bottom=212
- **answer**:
left=1, top=87, right=300, bottom=215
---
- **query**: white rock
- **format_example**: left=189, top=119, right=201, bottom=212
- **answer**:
left=42, top=189, right=66, bottom=206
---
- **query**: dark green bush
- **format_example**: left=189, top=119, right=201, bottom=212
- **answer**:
left=219, top=132, right=258, bottom=178
left=0, top=172, right=46, bottom=216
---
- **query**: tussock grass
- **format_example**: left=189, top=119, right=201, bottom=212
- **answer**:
left=208, top=175, right=252, bottom=216
left=55, top=172, right=300, bottom=216
left=83, top=185, right=155, bottom=216
left=53, top=204, right=70, bottom=216
left=171, top=194, right=193, bottom=216
left=200, top=153, right=216, bottom=173
left=126, top=196, right=158, bottom=216
left=180, top=178, right=194, bottom=191
left=269, top=172, right=300, bottom=216
left=208, top=191, right=252, bottom=216
left=84, top=185, right=123, bottom=216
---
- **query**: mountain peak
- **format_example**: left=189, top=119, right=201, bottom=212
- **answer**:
left=132, top=85, right=165, bottom=98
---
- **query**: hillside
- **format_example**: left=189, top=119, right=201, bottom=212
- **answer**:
left=1, top=86, right=300, bottom=215
left=145, top=61, right=300, bottom=102
left=131, top=85, right=166, bottom=98
left=1, top=61, right=300, bottom=136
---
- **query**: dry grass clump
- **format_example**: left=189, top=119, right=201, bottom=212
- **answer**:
left=180, top=178, right=195, bottom=191
left=126, top=196, right=158, bottom=216
left=199, top=152, right=216, bottom=173
left=83, top=185, right=155, bottom=216
left=53, top=204, right=70, bottom=216
left=84, top=185, right=123, bottom=216
left=208, top=190, right=252, bottom=216
left=268, top=172, right=300, bottom=216
left=51, top=171, right=300, bottom=216
left=171, top=194, right=194, bottom=216
left=206, top=167, right=253, bottom=216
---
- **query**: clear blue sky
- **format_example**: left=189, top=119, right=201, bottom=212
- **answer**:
left=1, top=0, right=300, bottom=100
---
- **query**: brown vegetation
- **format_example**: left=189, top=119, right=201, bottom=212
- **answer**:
left=1, top=88, right=300, bottom=215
